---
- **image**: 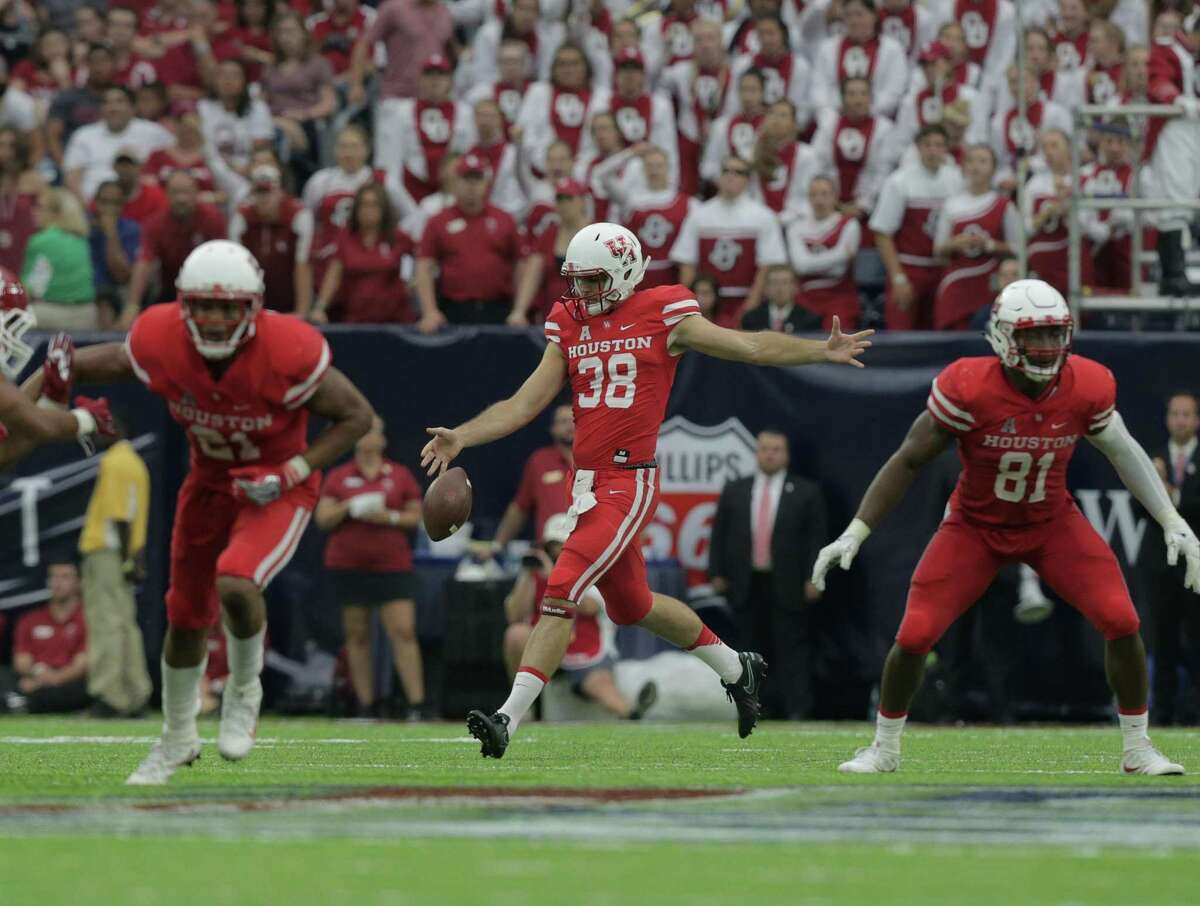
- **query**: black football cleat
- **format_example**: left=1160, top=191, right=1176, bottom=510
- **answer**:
left=723, top=652, right=768, bottom=739
left=467, top=710, right=511, bottom=759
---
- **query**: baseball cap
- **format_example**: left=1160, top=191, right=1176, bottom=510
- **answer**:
left=250, top=163, right=281, bottom=188
left=114, top=147, right=142, bottom=164
left=918, top=41, right=950, bottom=65
left=455, top=153, right=492, bottom=178
left=554, top=177, right=588, bottom=198
left=614, top=46, right=645, bottom=69
left=423, top=53, right=452, bottom=73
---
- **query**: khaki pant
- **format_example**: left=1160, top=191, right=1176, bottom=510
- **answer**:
left=31, top=301, right=99, bottom=331
left=82, top=549, right=152, bottom=713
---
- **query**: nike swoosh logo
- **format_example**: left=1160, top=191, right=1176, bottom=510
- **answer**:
left=608, top=490, right=624, bottom=494
left=619, top=324, right=635, bottom=331
left=741, top=663, right=757, bottom=696
left=1051, top=421, right=1068, bottom=429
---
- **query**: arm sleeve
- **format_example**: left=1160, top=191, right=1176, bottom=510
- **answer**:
left=925, top=363, right=975, bottom=435
left=1088, top=412, right=1178, bottom=526
left=756, top=213, right=788, bottom=266
left=867, top=175, right=904, bottom=234
left=933, top=203, right=952, bottom=251
left=292, top=209, right=315, bottom=263
left=416, top=217, right=440, bottom=259
left=228, top=211, right=247, bottom=243
left=277, top=323, right=333, bottom=410
left=1002, top=202, right=1021, bottom=247
left=669, top=211, right=699, bottom=265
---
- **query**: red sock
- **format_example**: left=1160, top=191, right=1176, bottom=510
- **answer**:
left=686, top=625, right=720, bottom=650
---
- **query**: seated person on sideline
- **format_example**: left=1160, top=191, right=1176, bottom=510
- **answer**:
left=503, top=514, right=657, bottom=721
left=2, top=560, right=89, bottom=714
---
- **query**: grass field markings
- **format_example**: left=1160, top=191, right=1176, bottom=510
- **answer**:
left=0, top=736, right=372, bottom=745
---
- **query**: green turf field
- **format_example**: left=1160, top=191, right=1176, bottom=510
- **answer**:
left=2, top=717, right=1199, bottom=906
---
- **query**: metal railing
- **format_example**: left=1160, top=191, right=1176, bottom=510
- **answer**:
left=1066, top=102, right=1200, bottom=320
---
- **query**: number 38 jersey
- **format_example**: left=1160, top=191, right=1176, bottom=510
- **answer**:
left=126, top=302, right=330, bottom=488
left=545, top=285, right=701, bottom=471
left=926, top=355, right=1116, bottom=528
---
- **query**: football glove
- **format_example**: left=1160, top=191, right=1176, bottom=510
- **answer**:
left=1163, top=514, right=1200, bottom=593
left=347, top=491, right=386, bottom=518
left=231, top=455, right=312, bottom=506
left=41, top=334, right=74, bottom=407
left=811, top=518, right=872, bottom=592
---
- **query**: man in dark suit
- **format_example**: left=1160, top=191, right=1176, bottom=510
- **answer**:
left=740, top=266, right=823, bottom=334
left=1146, top=391, right=1200, bottom=725
left=708, top=429, right=828, bottom=719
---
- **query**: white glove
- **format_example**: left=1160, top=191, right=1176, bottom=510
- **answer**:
left=348, top=491, right=386, bottom=519
left=1163, top=513, right=1200, bottom=593
left=1178, top=96, right=1200, bottom=120
left=810, top=518, right=871, bottom=592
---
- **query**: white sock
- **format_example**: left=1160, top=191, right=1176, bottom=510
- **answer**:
left=873, top=711, right=907, bottom=753
left=687, top=636, right=743, bottom=683
left=224, top=623, right=265, bottom=692
left=1119, top=709, right=1150, bottom=751
left=161, top=657, right=206, bottom=742
left=498, top=670, right=546, bottom=734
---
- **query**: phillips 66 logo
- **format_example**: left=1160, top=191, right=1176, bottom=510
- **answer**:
left=642, top=416, right=757, bottom=585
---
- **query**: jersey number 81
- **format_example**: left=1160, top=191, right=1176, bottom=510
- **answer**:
left=577, top=353, right=637, bottom=410
left=993, top=451, right=1055, bottom=504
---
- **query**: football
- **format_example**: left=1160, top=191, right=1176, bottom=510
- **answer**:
left=423, top=466, right=473, bottom=541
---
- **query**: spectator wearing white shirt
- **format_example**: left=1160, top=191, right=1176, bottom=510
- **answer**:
left=464, top=0, right=565, bottom=89
left=748, top=99, right=819, bottom=219
left=701, top=68, right=766, bottom=184
left=671, top=154, right=787, bottom=326
left=1024, top=127, right=1074, bottom=297
left=989, top=63, right=1070, bottom=191
left=602, top=48, right=679, bottom=176
left=786, top=174, right=862, bottom=329
left=517, top=43, right=611, bottom=180
left=662, top=17, right=731, bottom=195
left=1084, top=20, right=1126, bottom=108
left=895, top=40, right=987, bottom=150
left=62, top=86, right=173, bottom=202
left=468, top=98, right=527, bottom=219
left=869, top=123, right=962, bottom=330
left=727, top=16, right=813, bottom=135
left=463, top=40, right=536, bottom=138
left=812, top=0, right=910, bottom=120
left=198, top=59, right=275, bottom=179
left=930, top=0, right=1017, bottom=101
left=0, top=60, right=39, bottom=159
left=812, top=77, right=896, bottom=228
left=622, top=145, right=695, bottom=289
left=575, top=111, right=645, bottom=223
left=931, top=143, right=1020, bottom=330
left=991, top=26, right=1084, bottom=118
left=878, top=0, right=938, bottom=63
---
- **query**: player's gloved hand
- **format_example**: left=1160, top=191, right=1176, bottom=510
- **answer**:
left=1177, top=96, right=1200, bottom=120
left=231, top=455, right=312, bottom=506
left=72, top=396, right=115, bottom=439
left=810, top=518, right=871, bottom=592
left=1163, top=513, right=1200, bottom=593
left=41, top=333, right=75, bottom=408
left=347, top=491, right=386, bottom=518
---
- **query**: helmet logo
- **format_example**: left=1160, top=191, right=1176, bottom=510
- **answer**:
left=604, top=235, right=634, bottom=264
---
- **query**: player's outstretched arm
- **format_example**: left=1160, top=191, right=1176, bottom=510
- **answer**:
left=0, top=378, right=105, bottom=469
left=20, top=342, right=137, bottom=400
left=1088, top=412, right=1200, bottom=592
left=667, top=313, right=873, bottom=367
left=421, top=343, right=568, bottom=477
left=301, top=367, right=376, bottom=471
left=811, top=410, right=953, bottom=591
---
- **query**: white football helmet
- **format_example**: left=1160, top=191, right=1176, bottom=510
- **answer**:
left=985, top=278, right=1074, bottom=382
left=560, top=222, right=648, bottom=320
left=176, top=240, right=265, bottom=360
left=0, top=267, right=34, bottom=380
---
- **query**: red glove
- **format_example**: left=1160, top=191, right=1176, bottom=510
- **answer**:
left=230, top=455, right=312, bottom=506
left=41, top=333, right=74, bottom=407
left=72, top=396, right=116, bottom=438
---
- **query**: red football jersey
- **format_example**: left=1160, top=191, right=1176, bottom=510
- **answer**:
left=545, top=284, right=700, bottom=470
left=926, top=355, right=1116, bottom=527
left=125, top=304, right=331, bottom=488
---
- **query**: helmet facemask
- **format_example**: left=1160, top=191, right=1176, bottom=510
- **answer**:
left=181, top=292, right=261, bottom=360
left=0, top=306, right=35, bottom=380
left=562, top=266, right=622, bottom=321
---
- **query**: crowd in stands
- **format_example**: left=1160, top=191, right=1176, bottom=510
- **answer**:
left=0, top=0, right=1187, bottom=333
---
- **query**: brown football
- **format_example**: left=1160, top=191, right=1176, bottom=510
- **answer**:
left=423, top=467, right=473, bottom=541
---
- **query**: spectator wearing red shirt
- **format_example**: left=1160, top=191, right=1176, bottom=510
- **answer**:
left=142, top=105, right=225, bottom=208
left=113, top=150, right=169, bottom=227
left=414, top=153, right=523, bottom=332
left=11, top=29, right=75, bottom=107
left=309, top=0, right=374, bottom=86
left=107, top=7, right=163, bottom=90
left=122, top=169, right=227, bottom=326
left=312, top=181, right=414, bottom=324
left=501, top=514, right=656, bottom=719
left=232, top=0, right=277, bottom=84
left=490, top=402, right=574, bottom=553
left=155, top=0, right=243, bottom=102
left=3, top=560, right=89, bottom=715
left=315, top=417, right=427, bottom=718
left=229, top=163, right=314, bottom=314
left=510, top=178, right=591, bottom=327
left=0, top=126, right=43, bottom=275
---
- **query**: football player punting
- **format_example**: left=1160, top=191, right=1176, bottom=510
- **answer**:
left=0, top=270, right=115, bottom=469
left=421, top=223, right=873, bottom=759
left=812, top=280, right=1198, bottom=777
left=26, top=242, right=375, bottom=784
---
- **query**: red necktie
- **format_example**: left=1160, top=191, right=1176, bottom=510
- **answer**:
left=1176, top=450, right=1188, bottom=487
left=753, top=480, right=773, bottom=569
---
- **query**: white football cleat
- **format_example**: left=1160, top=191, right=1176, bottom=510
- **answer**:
left=1121, top=745, right=1184, bottom=776
left=126, top=735, right=201, bottom=785
left=838, top=744, right=900, bottom=774
left=218, top=679, right=262, bottom=761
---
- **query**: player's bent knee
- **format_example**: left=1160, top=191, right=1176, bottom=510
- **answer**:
left=895, top=617, right=939, bottom=656
left=604, top=590, right=653, bottom=626
left=1100, top=609, right=1141, bottom=642
left=216, top=575, right=262, bottom=611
